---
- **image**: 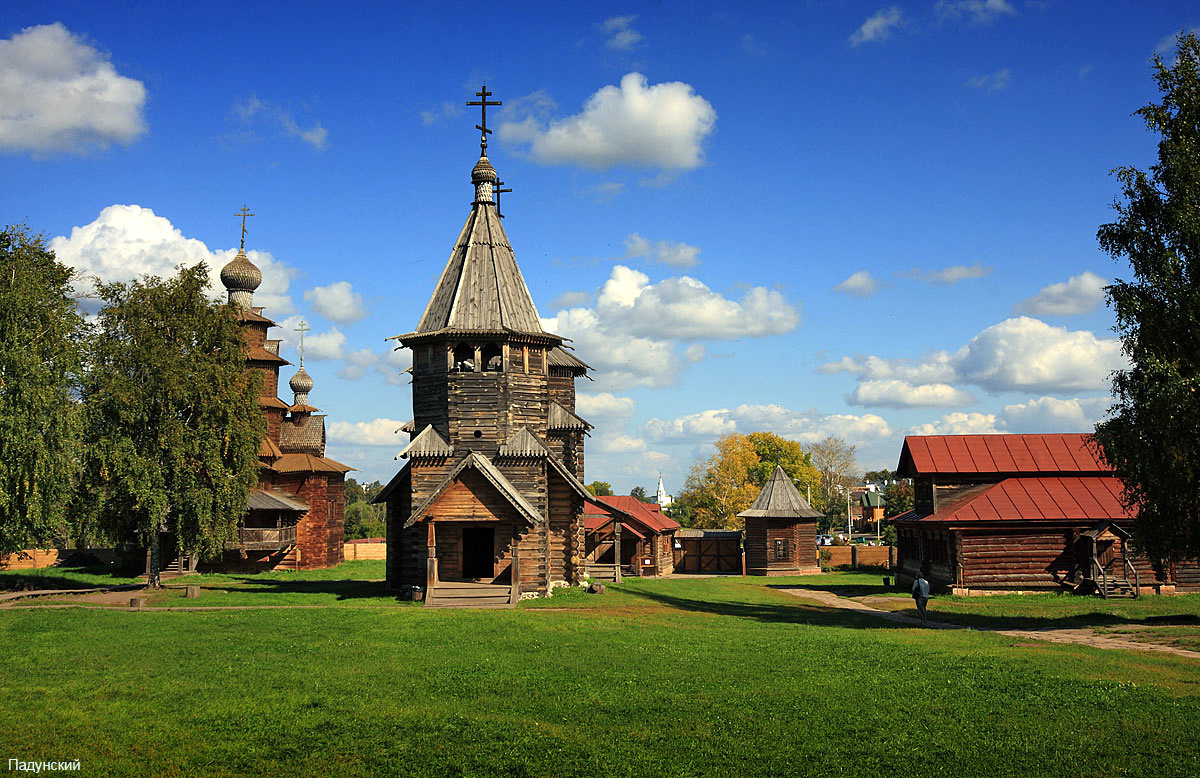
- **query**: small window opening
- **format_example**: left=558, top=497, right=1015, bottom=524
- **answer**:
left=452, top=342, right=475, bottom=372
left=473, top=430, right=483, bottom=439
left=482, top=343, right=503, bottom=372
left=773, top=538, right=790, bottom=562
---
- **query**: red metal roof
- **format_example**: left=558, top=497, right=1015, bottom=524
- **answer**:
left=918, top=476, right=1132, bottom=524
left=592, top=496, right=680, bottom=534
left=898, top=433, right=1109, bottom=477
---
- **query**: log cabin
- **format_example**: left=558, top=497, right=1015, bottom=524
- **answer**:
left=582, top=496, right=679, bottom=580
left=375, top=90, right=594, bottom=606
left=739, top=466, right=822, bottom=576
left=892, top=433, right=1200, bottom=596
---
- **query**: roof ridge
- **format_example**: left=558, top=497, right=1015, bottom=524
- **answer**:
left=396, top=424, right=454, bottom=460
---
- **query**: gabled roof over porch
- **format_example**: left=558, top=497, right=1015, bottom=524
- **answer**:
left=403, top=452, right=543, bottom=528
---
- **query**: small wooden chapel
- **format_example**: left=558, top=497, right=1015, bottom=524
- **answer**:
left=376, top=87, right=595, bottom=605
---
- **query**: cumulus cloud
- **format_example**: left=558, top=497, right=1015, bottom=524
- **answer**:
left=966, top=69, right=1012, bottom=91
left=835, top=270, right=883, bottom=297
left=420, top=100, right=464, bottom=126
left=935, top=0, right=1017, bottom=25
left=498, top=73, right=716, bottom=172
left=575, top=392, right=636, bottom=423
left=847, top=379, right=975, bottom=409
left=542, top=265, right=797, bottom=388
left=850, top=7, right=904, bottom=46
left=642, top=404, right=893, bottom=446
left=908, top=412, right=1000, bottom=436
left=909, top=263, right=993, bottom=284
left=1015, top=271, right=1107, bottom=316
left=327, top=418, right=407, bottom=447
left=49, top=204, right=296, bottom=313
left=600, top=434, right=648, bottom=453
left=304, top=281, right=368, bottom=323
left=275, top=314, right=346, bottom=361
left=600, top=15, right=644, bottom=51
left=233, top=93, right=327, bottom=150
left=823, top=316, right=1124, bottom=397
left=0, top=23, right=146, bottom=155
left=1000, top=396, right=1110, bottom=433
left=624, top=232, right=701, bottom=268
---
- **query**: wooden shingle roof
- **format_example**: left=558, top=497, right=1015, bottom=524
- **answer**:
left=280, top=414, right=325, bottom=455
left=498, top=427, right=549, bottom=458
left=896, top=433, right=1109, bottom=477
left=548, top=401, right=591, bottom=432
left=396, top=425, right=454, bottom=460
left=404, top=452, right=542, bottom=528
left=247, top=489, right=308, bottom=512
left=271, top=452, right=354, bottom=474
left=547, top=346, right=591, bottom=374
left=738, top=466, right=822, bottom=519
left=411, top=199, right=546, bottom=336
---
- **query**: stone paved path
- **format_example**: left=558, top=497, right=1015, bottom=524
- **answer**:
left=781, top=588, right=1200, bottom=660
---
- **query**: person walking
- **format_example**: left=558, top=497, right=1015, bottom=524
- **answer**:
left=912, top=570, right=930, bottom=625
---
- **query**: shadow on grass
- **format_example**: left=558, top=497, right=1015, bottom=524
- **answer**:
left=621, top=587, right=911, bottom=630
left=0, top=562, right=141, bottom=592
left=185, top=576, right=395, bottom=602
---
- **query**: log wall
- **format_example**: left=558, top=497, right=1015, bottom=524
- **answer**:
left=745, top=518, right=819, bottom=575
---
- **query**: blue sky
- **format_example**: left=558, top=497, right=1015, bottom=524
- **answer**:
left=3, top=1, right=1195, bottom=494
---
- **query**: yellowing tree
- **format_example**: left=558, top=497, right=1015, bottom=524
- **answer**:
left=678, top=432, right=821, bottom=529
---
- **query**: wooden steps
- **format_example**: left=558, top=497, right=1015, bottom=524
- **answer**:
left=425, top=581, right=513, bottom=609
left=1098, top=578, right=1137, bottom=598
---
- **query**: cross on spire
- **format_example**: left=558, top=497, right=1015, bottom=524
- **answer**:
left=466, top=84, right=502, bottom=153
left=494, top=179, right=512, bottom=218
left=235, top=205, right=254, bottom=250
left=294, top=320, right=311, bottom=367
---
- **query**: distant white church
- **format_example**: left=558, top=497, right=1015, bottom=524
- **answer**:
left=656, top=475, right=673, bottom=507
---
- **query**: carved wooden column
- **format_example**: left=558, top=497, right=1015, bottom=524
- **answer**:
left=426, top=521, right=438, bottom=593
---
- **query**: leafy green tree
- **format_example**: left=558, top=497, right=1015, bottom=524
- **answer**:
left=809, top=436, right=861, bottom=530
left=344, top=477, right=366, bottom=504
left=629, top=485, right=650, bottom=502
left=883, top=479, right=913, bottom=518
left=81, top=264, right=263, bottom=586
left=585, top=480, right=613, bottom=497
left=344, top=500, right=386, bottom=540
left=1095, top=32, right=1200, bottom=563
left=0, top=226, right=87, bottom=554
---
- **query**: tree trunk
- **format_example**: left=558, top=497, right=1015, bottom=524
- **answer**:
left=147, top=528, right=161, bottom=589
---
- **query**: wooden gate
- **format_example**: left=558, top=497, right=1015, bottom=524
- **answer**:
left=673, top=530, right=742, bottom=573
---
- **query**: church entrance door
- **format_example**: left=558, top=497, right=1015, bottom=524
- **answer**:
left=461, top=527, right=495, bottom=580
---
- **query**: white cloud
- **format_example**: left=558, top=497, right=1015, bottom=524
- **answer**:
left=823, top=316, right=1124, bottom=397
left=741, top=34, right=768, bottom=56
left=835, top=270, right=882, bottom=297
left=275, top=314, right=346, bottom=361
left=542, top=306, right=680, bottom=389
left=1000, top=396, right=1110, bottom=433
left=420, top=100, right=464, bottom=126
left=327, top=418, right=407, bottom=447
left=1015, top=271, right=1107, bottom=316
left=233, top=93, right=327, bottom=150
left=596, top=265, right=799, bottom=339
left=847, top=379, right=975, bottom=409
left=0, top=23, right=146, bottom=155
left=49, top=204, right=296, bottom=313
left=850, top=7, right=904, bottom=46
left=909, top=412, right=1000, bottom=436
left=642, top=404, right=894, bottom=446
left=600, top=434, right=648, bottom=453
left=910, top=263, right=993, bottom=284
left=600, top=15, right=644, bottom=51
left=1156, top=28, right=1200, bottom=57
left=624, top=232, right=701, bottom=268
left=304, top=281, right=368, bottom=323
left=684, top=344, right=707, bottom=363
left=935, top=0, right=1017, bottom=25
left=575, top=392, right=636, bottom=423
left=498, top=73, right=716, bottom=172
left=549, top=290, right=593, bottom=309
left=966, top=69, right=1012, bottom=91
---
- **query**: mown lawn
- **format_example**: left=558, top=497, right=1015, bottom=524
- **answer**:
left=1, top=568, right=1198, bottom=777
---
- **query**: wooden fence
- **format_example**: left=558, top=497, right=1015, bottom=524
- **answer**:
left=345, top=540, right=387, bottom=560
left=0, top=549, right=61, bottom=570
left=822, top=545, right=893, bottom=569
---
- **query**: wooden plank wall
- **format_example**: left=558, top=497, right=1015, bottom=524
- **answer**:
left=960, top=529, right=1075, bottom=588
left=746, top=518, right=818, bottom=574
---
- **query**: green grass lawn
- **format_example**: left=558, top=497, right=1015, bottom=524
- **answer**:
left=1, top=568, right=1199, bottom=777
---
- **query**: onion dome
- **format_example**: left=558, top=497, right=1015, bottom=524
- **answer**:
left=472, top=154, right=497, bottom=204
left=289, top=366, right=314, bottom=395
left=220, top=249, right=262, bottom=308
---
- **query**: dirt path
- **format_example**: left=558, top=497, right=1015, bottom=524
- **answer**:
left=782, top=588, right=1200, bottom=660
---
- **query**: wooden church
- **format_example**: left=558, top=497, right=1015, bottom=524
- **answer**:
left=214, top=220, right=352, bottom=571
left=377, top=88, right=595, bottom=605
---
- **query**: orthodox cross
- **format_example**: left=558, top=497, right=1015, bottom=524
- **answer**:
left=235, top=205, right=254, bottom=250
left=294, top=320, right=310, bottom=367
left=466, top=84, right=502, bottom=151
left=494, top=179, right=512, bottom=218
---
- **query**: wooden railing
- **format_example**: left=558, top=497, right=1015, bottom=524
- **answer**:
left=1092, top=555, right=1108, bottom=599
left=237, top=526, right=297, bottom=550
left=1124, top=555, right=1139, bottom=598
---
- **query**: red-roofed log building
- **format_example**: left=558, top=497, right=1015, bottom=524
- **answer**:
left=893, top=433, right=1199, bottom=596
left=376, top=91, right=594, bottom=605
left=215, top=234, right=352, bottom=572
left=582, top=496, right=680, bottom=579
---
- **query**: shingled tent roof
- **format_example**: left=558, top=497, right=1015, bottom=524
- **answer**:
left=738, top=466, right=822, bottom=519
left=410, top=184, right=546, bottom=336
